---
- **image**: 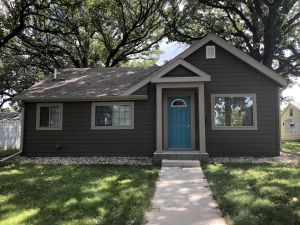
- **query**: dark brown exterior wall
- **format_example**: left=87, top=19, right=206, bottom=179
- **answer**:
left=23, top=84, right=156, bottom=157
left=186, top=42, right=280, bottom=156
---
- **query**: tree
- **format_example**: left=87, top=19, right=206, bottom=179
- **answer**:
left=163, top=0, right=300, bottom=78
left=0, top=0, right=166, bottom=107
left=0, top=0, right=54, bottom=49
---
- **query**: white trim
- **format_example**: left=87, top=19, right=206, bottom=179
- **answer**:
left=206, top=45, right=216, bottom=59
left=155, top=82, right=206, bottom=153
left=15, top=95, right=147, bottom=102
left=211, top=93, right=258, bottom=130
left=152, top=77, right=210, bottom=83
left=121, top=34, right=286, bottom=96
left=198, top=83, right=206, bottom=153
left=91, top=102, right=134, bottom=130
left=171, top=99, right=187, bottom=108
left=122, top=59, right=211, bottom=95
left=36, top=103, right=63, bottom=130
left=156, top=85, right=163, bottom=152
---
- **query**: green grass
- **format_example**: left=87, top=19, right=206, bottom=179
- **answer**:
left=282, top=141, right=300, bottom=154
left=0, top=149, right=19, bottom=159
left=203, top=163, right=300, bottom=225
left=0, top=163, right=159, bottom=225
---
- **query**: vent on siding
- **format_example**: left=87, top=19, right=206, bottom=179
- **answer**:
left=206, top=45, right=215, bottom=59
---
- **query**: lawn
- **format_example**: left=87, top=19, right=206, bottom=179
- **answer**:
left=0, top=149, right=19, bottom=159
left=0, top=163, right=159, bottom=225
left=282, top=141, right=300, bottom=154
left=203, top=163, right=300, bottom=225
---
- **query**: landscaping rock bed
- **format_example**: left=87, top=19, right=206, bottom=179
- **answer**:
left=209, top=151, right=300, bottom=164
left=8, top=156, right=153, bottom=166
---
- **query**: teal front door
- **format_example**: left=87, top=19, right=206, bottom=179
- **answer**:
left=168, top=96, right=191, bottom=149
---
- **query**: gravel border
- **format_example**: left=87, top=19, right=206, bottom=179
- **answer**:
left=209, top=151, right=300, bottom=164
left=4, top=152, right=299, bottom=165
left=7, top=156, right=153, bottom=166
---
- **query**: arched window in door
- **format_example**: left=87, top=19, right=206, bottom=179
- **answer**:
left=171, top=99, right=187, bottom=107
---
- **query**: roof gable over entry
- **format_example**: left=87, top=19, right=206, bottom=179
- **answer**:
left=151, top=59, right=211, bottom=83
left=121, top=34, right=287, bottom=96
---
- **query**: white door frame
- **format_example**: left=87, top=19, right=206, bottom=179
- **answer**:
left=156, top=82, right=206, bottom=153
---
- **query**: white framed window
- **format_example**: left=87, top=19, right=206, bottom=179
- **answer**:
left=91, top=102, right=134, bottom=129
left=211, top=94, right=257, bottom=130
left=206, top=45, right=215, bottom=59
left=36, top=103, right=63, bottom=130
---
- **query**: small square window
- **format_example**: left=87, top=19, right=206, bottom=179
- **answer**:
left=36, top=103, right=63, bottom=130
left=206, top=45, right=215, bottom=59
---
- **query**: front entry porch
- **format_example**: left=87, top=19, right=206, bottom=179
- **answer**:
left=154, top=83, right=209, bottom=163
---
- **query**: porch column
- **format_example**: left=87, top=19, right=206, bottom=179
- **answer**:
left=198, top=83, right=206, bottom=153
left=156, top=84, right=163, bottom=152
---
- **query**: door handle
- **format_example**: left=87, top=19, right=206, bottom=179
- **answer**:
left=188, top=124, right=191, bottom=128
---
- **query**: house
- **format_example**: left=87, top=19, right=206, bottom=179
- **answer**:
left=14, top=34, right=287, bottom=161
left=281, top=102, right=300, bottom=141
left=0, top=112, right=21, bottom=150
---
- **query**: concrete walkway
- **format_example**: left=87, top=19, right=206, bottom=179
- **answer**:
left=145, top=166, right=226, bottom=225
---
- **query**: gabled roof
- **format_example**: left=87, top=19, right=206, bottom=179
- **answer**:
left=14, top=67, right=159, bottom=101
left=151, top=58, right=211, bottom=83
left=281, top=102, right=300, bottom=115
left=119, top=59, right=211, bottom=93
left=121, top=34, right=287, bottom=95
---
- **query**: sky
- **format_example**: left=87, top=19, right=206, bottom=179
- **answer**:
left=157, top=39, right=300, bottom=108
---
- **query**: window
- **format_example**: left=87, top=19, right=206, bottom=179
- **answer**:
left=211, top=94, right=257, bottom=130
left=206, top=45, right=215, bottom=59
left=171, top=99, right=187, bottom=107
left=290, top=108, right=293, bottom=116
left=91, top=102, right=134, bottom=129
left=36, top=103, right=63, bottom=130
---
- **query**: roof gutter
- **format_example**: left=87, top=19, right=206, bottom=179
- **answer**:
left=13, top=95, right=148, bottom=102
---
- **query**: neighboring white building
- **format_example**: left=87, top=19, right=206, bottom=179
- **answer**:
left=0, top=112, right=21, bottom=150
left=281, top=102, right=300, bottom=141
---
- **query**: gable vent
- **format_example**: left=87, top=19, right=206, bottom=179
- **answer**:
left=206, top=45, right=215, bottom=59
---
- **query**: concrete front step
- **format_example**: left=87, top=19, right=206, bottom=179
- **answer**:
left=153, top=151, right=209, bottom=164
left=162, top=159, right=200, bottom=167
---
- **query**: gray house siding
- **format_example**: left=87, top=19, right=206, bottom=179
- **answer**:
left=22, top=41, right=281, bottom=157
left=163, top=65, right=199, bottom=77
left=186, top=42, right=280, bottom=156
left=23, top=84, right=156, bottom=157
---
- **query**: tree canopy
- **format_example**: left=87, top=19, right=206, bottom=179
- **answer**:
left=0, top=0, right=299, bottom=109
left=163, top=0, right=300, bottom=77
left=0, top=0, right=166, bottom=109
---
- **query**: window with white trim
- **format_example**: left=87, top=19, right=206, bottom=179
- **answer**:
left=91, top=102, right=134, bottom=129
left=206, top=45, right=215, bottom=59
left=211, top=94, right=257, bottom=130
left=36, top=103, right=63, bottom=130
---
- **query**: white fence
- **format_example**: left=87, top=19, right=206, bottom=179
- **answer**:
left=0, top=120, right=21, bottom=150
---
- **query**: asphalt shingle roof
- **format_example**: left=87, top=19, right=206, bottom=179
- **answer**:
left=15, top=67, right=159, bottom=100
